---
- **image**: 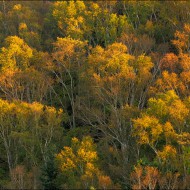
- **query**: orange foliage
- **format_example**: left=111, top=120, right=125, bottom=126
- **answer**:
left=131, top=165, right=159, bottom=190
left=160, top=53, right=179, bottom=72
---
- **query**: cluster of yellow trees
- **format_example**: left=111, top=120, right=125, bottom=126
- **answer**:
left=1, top=1, right=190, bottom=189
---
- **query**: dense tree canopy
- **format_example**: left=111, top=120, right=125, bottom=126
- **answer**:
left=0, top=1, right=190, bottom=189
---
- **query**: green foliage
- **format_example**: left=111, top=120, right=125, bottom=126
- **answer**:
left=40, top=155, right=58, bottom=190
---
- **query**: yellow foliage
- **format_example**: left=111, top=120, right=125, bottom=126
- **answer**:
left=169, top=99, right=189, bottom=123
left=0, top=36, right=33, bottom=71
left=156, top=71, right=180, bottom=92
left=84, top=162, right=98, bottom=178
left=52, top=37, right=87, bottom=64
left=52, top=1, right=86, bottom=39
left=13, top=4, right=22, bottom=11
left=148, top=98, right=168, bottom=119
left=56, top=136, right=98, bottom=176
left=19, top=23, right=28, bottom=31
left=158, top=145, right=177, bottom=161
left=163, top=122, right=176, bottom=140
left=56, top=136, right=114, bottom=188
left=57, top=147, right=76, bottom=172
left=88, top=42, right=137, bottom=98
left=72, top=137, right=79, bottom=144
left=133, top=115, right=163, bottom=145
left=177, top=132, right=190, bottom=145
left=160, top=90, right=179, bottom=103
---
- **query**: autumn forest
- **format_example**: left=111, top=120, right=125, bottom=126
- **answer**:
left=0, top=1, right=190, bottom=189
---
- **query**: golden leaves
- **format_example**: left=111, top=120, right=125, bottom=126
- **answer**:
left=19, top=23, right=28, bottom=31
left=0, top=36, right=33, bottom=71
left=13, top=4, right=22, bottom=11
left=57, top=147, right=76, bottom=171
left=56, top=136, right=98, bottom=173
left=89, top=43, right=134, bottom=83
left=133, top=115, right=163, bottom=145
left=177, top=132, right=190, bottom=145
left=132, top=89, right=190, bottom=168
left=56, top=136, right=115, bottom=188
left=169, top=99, right=189, bottom=123
left=0, top=98, right=64, bottom=131
left=158, top=145, right=177, bottom=161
